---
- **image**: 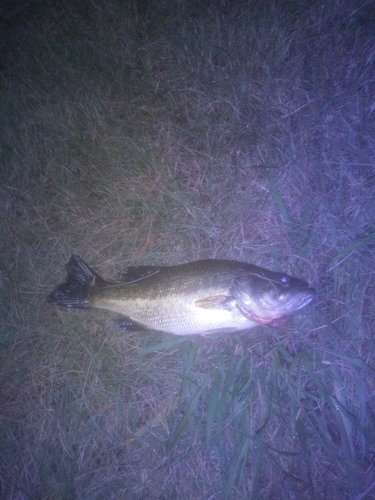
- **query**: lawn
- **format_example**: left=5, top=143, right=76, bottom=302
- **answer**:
left=1, top=0, right=375, bottom=498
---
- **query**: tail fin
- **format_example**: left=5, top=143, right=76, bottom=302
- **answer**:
left=47, top=254, right=107, bottom=309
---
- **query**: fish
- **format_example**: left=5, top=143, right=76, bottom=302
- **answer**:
left=46, top=255, right=316, bottom=335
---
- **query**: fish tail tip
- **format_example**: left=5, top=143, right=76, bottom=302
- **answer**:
left=47, top=255, right=99, bottom=309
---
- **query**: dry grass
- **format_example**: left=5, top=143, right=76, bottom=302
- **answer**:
left=1, top=0, right=375, bottom=498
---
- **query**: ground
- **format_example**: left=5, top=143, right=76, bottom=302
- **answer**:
left=1, top=1, right=375, bottom=498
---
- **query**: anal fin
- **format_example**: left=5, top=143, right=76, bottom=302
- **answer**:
left=113, top=315, right=152, bottom=332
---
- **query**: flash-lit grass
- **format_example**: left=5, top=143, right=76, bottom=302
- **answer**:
left=1, top=0, right=375, bottom=498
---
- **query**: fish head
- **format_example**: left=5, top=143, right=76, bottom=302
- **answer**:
left=232, top=269, right=316, bottom=326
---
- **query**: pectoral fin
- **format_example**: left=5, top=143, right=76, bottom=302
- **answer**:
left=195, top=295, right=235, bottom=310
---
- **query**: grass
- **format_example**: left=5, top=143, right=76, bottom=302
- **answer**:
left=1, top=0, right=375, bottom=498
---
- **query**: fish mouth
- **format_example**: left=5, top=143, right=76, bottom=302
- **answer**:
left=235, top=286, right=316, bottom=326
left=262, top=284, right=316, bottom=315
left=261, top=288, right=315, bottom=326
left=298, top=287, right=316, bottom=304
left=281, top=287, right=316, bottom=312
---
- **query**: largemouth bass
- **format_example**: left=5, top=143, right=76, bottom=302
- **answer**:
left=47, top=255, right=315, bottom=335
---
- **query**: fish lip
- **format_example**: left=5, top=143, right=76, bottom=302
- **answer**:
left=275, top=286, right=316, bottom=313
left=292, top=287, right=316, bottom=310
left=304, top=287, right=317, bottom=302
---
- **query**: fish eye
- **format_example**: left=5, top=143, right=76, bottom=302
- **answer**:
left=280, top=275, right=290, bottom=285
